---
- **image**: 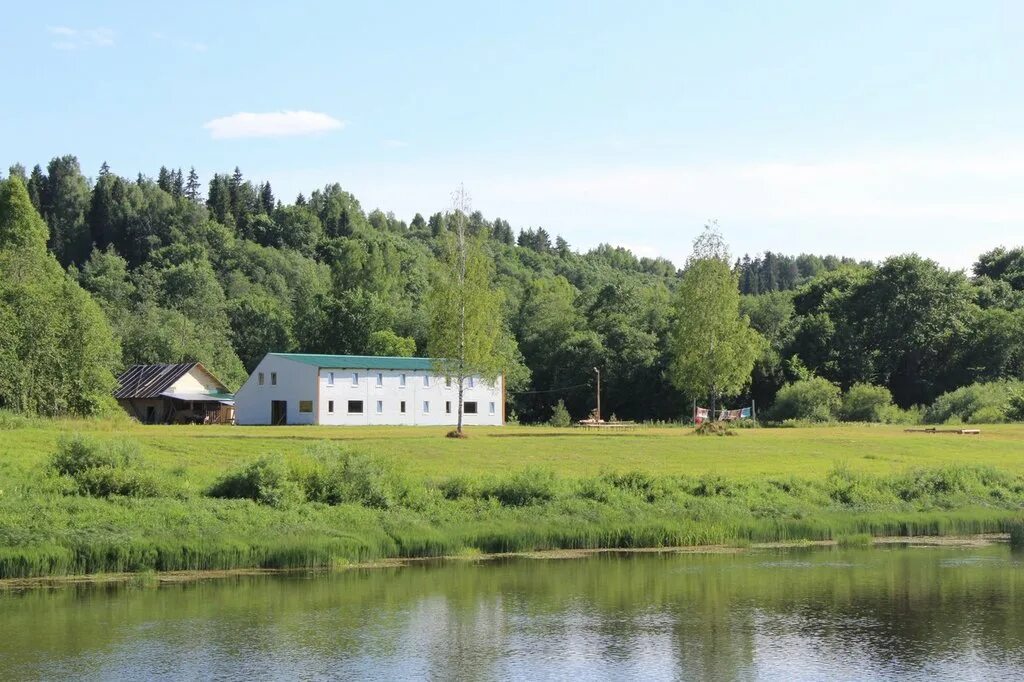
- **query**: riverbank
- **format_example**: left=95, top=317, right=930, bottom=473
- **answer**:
left=0, top=533, right=1011, bottom=591
left=1, top=419, right=1023, bottom=580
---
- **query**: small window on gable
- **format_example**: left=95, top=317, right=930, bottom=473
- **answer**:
left=258, top=372, right=265, bottom=386
left=376, top=400, right=383, bottom=413
left=446, top=401, right=452, bottom=414
left=348, top=400, right=364, bottom=414
left=328, top=400, right=334, bottom=413
left=464, top=401, right=478, bottom=414
left=400, top=401, right=406, bottom=413
left=400, top=373, right=406, bottom=387
left=299, top=400, right=312, bottom=413
left=271, top=372, right=277, bottom=386
left=489, top=402, right=496, bottom=415
left=468, top=377, right=475, bottom=388
left=376, top=372, right=383, bottom=386
left=424, top=375, right=431, bottom=387
left=327, top=372, right=334, bottom=386
left=352, top=372, right=359, bottom=386
left=423, top=400, right=430, bottom=413
left=445, top=377, right=452, bottom=388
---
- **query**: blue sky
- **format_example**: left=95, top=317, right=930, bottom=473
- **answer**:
left=3, top=1, right=1023, bottom=269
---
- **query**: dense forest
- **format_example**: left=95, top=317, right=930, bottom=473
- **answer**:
left=2, top=155, right=1023, bottom=423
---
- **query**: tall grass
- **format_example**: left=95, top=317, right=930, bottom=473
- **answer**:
left=2, top=439, right=1023, bottom=579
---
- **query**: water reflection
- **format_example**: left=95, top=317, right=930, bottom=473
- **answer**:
left=0, top=545, right=1022, bottom=680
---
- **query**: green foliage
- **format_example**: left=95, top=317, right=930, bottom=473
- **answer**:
left=548, top=399, right=572, bottom=427
left=208, top=455, right=305, bottom=508
left=0, top=178, right=120, bottom=416
left=482, top=468, right=560, bottom=506
left=50, top=435, right=160, bottom=498
left=427, top=199, right=505, bottom=431
left=772, top=377, right=841, bottom=422
left=301, top=447, right=413, bottom=509
left=366, top=329, right=416, bottom=357
left=669, top=226, right=764, bottom=409
left=925, top=381, right=1023, bottom=424
left=840, top=383, right=895, bottom=422
left=1006, top=390, right=1024, bottom=422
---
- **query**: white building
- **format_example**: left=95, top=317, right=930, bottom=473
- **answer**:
left=234, top=353, right=505, bottom=426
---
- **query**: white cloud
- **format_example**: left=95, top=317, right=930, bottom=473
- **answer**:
left=203, top=111, right=345, bottom=139
left=48, top=26, right=114, bottom=50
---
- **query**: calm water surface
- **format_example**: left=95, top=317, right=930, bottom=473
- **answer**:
left=1, top=544, right=1022, bottom=681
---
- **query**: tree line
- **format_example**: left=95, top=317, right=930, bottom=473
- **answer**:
left=1, top=155, right=1023, bottom=423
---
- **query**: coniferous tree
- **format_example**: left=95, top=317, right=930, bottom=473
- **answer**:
left=157, top=166, right=172, bottom=193
left=184, top=167, right=201, bottom=203
left=259, top=182, right=275, bottom=215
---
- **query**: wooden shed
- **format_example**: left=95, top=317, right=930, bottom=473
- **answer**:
left=114, top=363, right=235, bottom=424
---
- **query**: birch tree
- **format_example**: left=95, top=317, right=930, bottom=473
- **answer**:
left=668, top=223, right=763, bottom=418
left=427, top=185, right=504, bottom=436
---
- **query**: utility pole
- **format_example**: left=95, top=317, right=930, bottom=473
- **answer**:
left=593, top=367, right=601, bottom=422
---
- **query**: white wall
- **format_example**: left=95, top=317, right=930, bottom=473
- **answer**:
left=317, top=368, right=503, bottom=426
left=235, top=356, right=505, bottom=426
left=234, top=355, right=318, bottom=425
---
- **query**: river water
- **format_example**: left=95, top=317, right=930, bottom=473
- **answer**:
left=1, top=544, right=1022, bottom=681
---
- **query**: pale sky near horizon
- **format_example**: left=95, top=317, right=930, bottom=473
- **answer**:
left=2, top=1, right=1023, bottom=270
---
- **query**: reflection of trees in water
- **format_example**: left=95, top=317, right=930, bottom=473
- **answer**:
left=1, top=548, right=1023, bottom=678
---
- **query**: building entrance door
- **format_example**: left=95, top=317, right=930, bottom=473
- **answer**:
left=271, top=400, right=287, bottom=425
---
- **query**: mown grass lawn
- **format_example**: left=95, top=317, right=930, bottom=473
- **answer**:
left=4, top=420, right=1024, bottom=487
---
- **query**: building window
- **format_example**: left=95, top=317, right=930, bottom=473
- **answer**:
left=376, top=372, right=383, bottom=387
left=445, top=377, right=452, bottom=388
left=465, top=401, right=478, bottom=414
left=424, top=375, right=430, bottom=387
left=352, top=372, right=359, bottom=386
left=423, top=401, right=430, bottom=413
left=400, top=401, right=406, bottom=413
left=376, top=400, right=383, bottom=414
left=348, top=400, right=364, bottom=414
left=271, top=372, right=277, bottom=386
left=400, top=373, right=406, bottom=388
left=299, top=400, right=313, bottom=413
left=468, top=377, right=475, bottom=389
left=446, top=401, right=452, bottom=414
left=328, top=400, right=334, bottom=413
left=328, top=372, right=334, bottom=386
left=258, top=372, right=265, bottom=386
left=489, top=402, right=496, bottom=415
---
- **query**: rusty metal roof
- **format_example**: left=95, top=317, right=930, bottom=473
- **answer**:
left=114, top=363, right=230, bottom=400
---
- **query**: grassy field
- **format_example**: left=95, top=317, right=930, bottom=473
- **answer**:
left=6, top=420, right=1024, bottom=485
left=1, top=417, right=1023, bottom=579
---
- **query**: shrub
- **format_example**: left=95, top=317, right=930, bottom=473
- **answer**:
left=924, top=381, right=1022, bottom=424
left=549, top=400, right=572, bottom=427
left=437, top=475, right=479, bottom=500
left=304, top=448, right=413, bottom=509
left=209, top=455, right=305, bottom=508
left=1008, top=391, right=1024, bottom=422
left=0, top=409, right=35, bottom=430
left=771, top=377, right=841, bottom=422
left=483, top=468, right=560, bottom=506
left=840, top=383, right=894, bottom=422
left=50, top=434, right=160, bottom=498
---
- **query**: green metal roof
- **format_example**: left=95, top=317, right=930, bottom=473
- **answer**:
left=269, top=353, right=434, bottom=370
